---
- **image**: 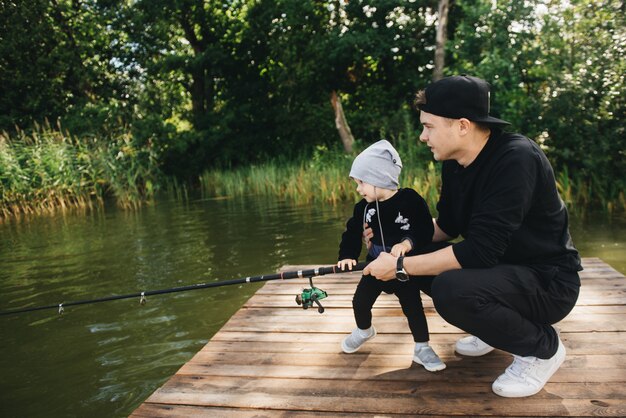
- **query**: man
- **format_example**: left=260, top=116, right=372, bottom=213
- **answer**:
left=363, top=75, right=582, bottom=397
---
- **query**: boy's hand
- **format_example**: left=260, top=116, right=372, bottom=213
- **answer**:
left=337, top=259, right=357, bottom=271
left=390, top=240, right=412, bottom=257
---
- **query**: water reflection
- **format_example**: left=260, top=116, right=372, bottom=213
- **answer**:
left=0, top=196, right=623, bottom=418
left=0, top=196, right=349, bottom=418
left=568, top=211, right=626, bottom=274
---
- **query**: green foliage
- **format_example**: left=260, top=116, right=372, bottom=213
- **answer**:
left=448, top=0, right=625, bottom=211
left=0, top=1, right=70, bottom=129
left=0, top=1, right=140, bottom=133
left=448, top=0, right=548, bottom=135
left=539, top=0, right=625, bottom=193
left=116, top=0, right=438, bottom=172
left=0, top=0, right=623, bottom=214
left=0, top=123, right=160, bottom=220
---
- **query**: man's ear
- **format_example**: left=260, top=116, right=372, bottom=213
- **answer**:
left=457, top=118, right=472, bottom=136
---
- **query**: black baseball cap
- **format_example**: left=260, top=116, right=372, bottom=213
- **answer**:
left=418, top=75, right=510, bottom=126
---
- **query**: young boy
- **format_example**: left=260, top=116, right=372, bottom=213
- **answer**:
left=337, top=139, right=445, bottom=372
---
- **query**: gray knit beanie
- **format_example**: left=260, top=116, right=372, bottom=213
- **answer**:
left=349, top=139, right=402, bottom=190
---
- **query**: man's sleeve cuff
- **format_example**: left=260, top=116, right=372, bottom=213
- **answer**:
left=452, top=241, right=483, bottom=269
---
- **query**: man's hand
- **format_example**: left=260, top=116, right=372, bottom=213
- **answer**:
left=337, top=259, right=357, bottom=271
left=363, top=252, right=397, bottom=281
left=391, top=240, right=412, bottom=257
left=363, top=223, right=373, bottom=250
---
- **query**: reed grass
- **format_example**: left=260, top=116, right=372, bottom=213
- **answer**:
left=200, top=162, right=356, bottom=204
left=556, top=167, right=625, bottom=214
left=164, top=177, right=189, bottom=202
left=199, top=140, right=444, bottom=210
left=200, top=138, right=624, bottom=214
left=0, top=121, right=160, bottom=221
left=200, top=162, right=442, bottom=208
left=2, top=122, right=622, bottom=222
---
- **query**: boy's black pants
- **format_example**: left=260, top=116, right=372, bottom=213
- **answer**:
left=353, top=274, right=430, bottom=342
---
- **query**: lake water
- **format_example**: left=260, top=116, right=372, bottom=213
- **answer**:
left=0, top=196, right=624, bottom=417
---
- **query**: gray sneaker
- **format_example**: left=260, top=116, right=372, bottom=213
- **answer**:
left=341, top=326, right=376, bottom=353
left=413, top=346, right=446, bottom=372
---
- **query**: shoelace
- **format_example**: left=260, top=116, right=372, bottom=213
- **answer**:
left=416, top=347, right=439, bottom=364
left=468, top=337, right=482, bottom=348
left=507, top=355, right=537, bottom=379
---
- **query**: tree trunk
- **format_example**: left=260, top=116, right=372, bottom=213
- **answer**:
left=433, top=0, right=450, bottom=81
left=190, top=68, right=208, bottom=130
left=330, top=90, right=355, bottom=153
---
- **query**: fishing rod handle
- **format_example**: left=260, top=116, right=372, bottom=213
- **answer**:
left=292, top=262, right=369, bottom=279
left=319, top=262, right=369, bottom=276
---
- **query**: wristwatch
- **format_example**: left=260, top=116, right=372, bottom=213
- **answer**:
left=396, top=256, right=409, bottom=282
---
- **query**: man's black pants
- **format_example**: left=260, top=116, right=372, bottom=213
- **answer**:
left=414, top=264, right=580, bottom=359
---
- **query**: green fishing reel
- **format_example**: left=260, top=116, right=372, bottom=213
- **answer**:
left=295, top=277, right=328, bottom=313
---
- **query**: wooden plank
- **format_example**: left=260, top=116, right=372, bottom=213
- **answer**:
left=143, top=390, right=626, bottom=416
left=149, top=375, right=626, bottom=400
left=141, top=376, right=626, bottom=418
left=249, top=303, right=626, bottom=315
left=133, top=402, right=470, bottom=418
left=216, top=311, right=626, bottom=333
left=132, top=404, right=391, bottom=417
left=131, top=258, right=626, bottom=417
left=209, top=329, right=625, bottom=345
left=181, top=351, right=626, bottom=372
left=205, top=331, right=626, bottom=355
left=232, top=306, right=626, bottom=321
left=246, top=288, right=626, bottom=308
left=173, top=361, right=625, bottom=384
left=258, top=276, right=626, bottom=294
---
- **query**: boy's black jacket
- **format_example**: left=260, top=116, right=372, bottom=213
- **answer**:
left=338, top=188, right=433, bottom=261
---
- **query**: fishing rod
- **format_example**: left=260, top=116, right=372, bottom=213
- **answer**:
left=0, top=262, right=368, bottom=317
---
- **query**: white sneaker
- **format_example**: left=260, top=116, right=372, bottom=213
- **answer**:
left=413, top=346, right=446, bottom=372
left=455, top=335, right=495, bottom=356
left=492, top=338, right=566, bottom=397
left=341, top=326, right=376, bottom=353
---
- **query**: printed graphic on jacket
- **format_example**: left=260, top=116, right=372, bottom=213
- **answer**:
left=395, top=212, right=410, bottom=230
left=365, top=208, right=376, bottom=224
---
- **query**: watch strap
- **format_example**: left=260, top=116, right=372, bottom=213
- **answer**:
left=397, top=256, right=405, bottom=272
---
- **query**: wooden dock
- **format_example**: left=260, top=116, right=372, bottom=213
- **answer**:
left=131, top=258, right=626, bottom=417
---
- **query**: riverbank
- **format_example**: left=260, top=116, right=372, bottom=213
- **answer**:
left=1, top=126, right=624, bottom=222
left=197, top=138, right=625, bottom=215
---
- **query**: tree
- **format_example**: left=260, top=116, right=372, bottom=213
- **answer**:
left=447, top=0, right=625, bottom=206
left=330, top=90, right=355, bottom=152
left=326, top=0, right=437, bottom=142
left=0, top=1, right=85, bottom=130
left=447, top=0, right=544, bottom=133
left=0, top=1, right=142, bottom=134
left=123, top=0, right=245, bottom=131
left=433, top=0, right=450, bottom=81
left=538, top=0, right=625, bottom=194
